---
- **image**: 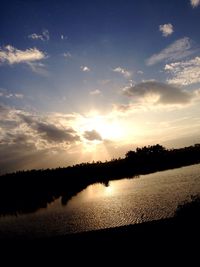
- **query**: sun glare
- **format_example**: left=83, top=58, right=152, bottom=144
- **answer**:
left=83, top=114, right=124, bottom=141
left=104, top=185, right=113, bottom=196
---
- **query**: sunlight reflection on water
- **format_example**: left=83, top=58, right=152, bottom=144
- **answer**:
left=0, top=164, right=200, bottom=238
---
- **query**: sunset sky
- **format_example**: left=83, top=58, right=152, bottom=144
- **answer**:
left=1, top=0, right=200, bottom=173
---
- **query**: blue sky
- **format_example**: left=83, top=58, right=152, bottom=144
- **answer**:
left=1, top=0, right=200, bottom=173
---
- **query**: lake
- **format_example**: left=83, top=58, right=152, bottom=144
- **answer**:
left=0, top=164, right=200, bottom=239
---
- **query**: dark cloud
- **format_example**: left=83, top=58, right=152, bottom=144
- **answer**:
left=19, top=113, right=80, bottom=143
left=123, top=81, right=192, bottom=105
left=34, top=122, right=80, bottom=143
left=83, top=130, right=102, bottom=141
left=114, top=103, right=133, bottom=112
left=0, top=133, right=29, bottom=145
left=18, top=113, right=34, bottom=124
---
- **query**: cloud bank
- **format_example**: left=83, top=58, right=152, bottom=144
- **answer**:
left=0, top=105, right=83, bottom=173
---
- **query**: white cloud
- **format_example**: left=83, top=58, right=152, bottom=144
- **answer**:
left=5, top=93, right=24, bottom=99
left=28, top=33, right=44, bottom=41
left=81, top=66, right=90, bottom=72
left=159, top=23, right=174, bottom=37
left=146, top=37, right=196, bottom=66
left=113, top=66, right=131, bottom=78
left=63, top=52, right=72, bottom=58
left=90, top=89, right=101, bottom=95
left=0, top=92, right=24, bottom=99
left=165, top=56, right=200, bottom=85
left=0, top=45, right=46, bottom=65
left=0, top=89, right=24, bottom=99
left=28, top=29, right=50, bottom=41
left=190, top=0, right=200, bottom=8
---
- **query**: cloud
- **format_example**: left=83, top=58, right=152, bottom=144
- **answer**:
left=42, top=30, right=50, bottom=41
left=83, top=130, right=102, bottom=141
left=0, top=105, right=120, bottom=174
left=0, top=45, right=46, bottom=65
left=190, top=0, right=200, bottom=8
left=113, top=103, right=134, bottom=113
left=137, top=70, right=144, bottom=75
left=61, top=35, right=67, bottom=40
left=27, top=62, right=49, bottom=76
left=165, top=56, right=200, bottom=85
left=28, top=33, right=44, bottom=41
left=63, top=52, right=72, bottom=58
left=14, top=93, right=24, bottom=99
left=0, top=89, right=24, bottom=99
left=123, top=81, right=192, bottom=105
left=28, top=29, right=50, bottom=41
left=113, top=67, right=131, bottom=78
left=146, top=37, right=196, bottom=66
left=89, top=89, right=101, bottom=95
left=34, top=122, right=80, bottom=143
left=19, top=114, right=80, bottom=143
left=81, top=66, right=90, bottom=72
left=159, top=23, right=174, bottom=37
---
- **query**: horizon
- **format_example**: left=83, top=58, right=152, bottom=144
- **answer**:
left=1, top=0, right=200, bottom=174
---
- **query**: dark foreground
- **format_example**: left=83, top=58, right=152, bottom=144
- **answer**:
left=44, top=216, right=199, bottom=244
left=1, top=217, right=199, bottom=255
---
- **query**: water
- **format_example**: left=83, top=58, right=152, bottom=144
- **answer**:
left=0, top=164, right=200, bottom=239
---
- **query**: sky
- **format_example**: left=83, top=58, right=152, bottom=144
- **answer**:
left=1, top=0, right=200, bottom=173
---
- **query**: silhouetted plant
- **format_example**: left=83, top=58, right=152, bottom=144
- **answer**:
left=175, top=195, right=200, bottom=222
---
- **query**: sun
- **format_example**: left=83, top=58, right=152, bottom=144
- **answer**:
left=83, top=113, right=124, bottom=140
